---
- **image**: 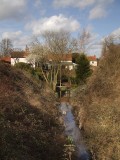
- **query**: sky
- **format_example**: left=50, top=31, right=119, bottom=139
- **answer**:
left=0, top=0, right=120, bottom=57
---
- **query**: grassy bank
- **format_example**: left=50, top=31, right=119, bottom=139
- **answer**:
left=0, top=62, right=65, bottom=160
left=72, top=44, right=120, bottom=159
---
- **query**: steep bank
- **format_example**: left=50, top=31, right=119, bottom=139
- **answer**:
left=0, top=62, right=65, bottom=160
left=72, top=44, right=120, bottom=159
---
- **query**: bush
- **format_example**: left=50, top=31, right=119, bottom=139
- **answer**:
left=14, top=63, right=43, bottom=80
left=15, top=62, right=33, bottom=70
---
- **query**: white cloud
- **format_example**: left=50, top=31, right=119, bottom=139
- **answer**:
left=111, top=28, right=120, bottom=36
left=77, top=0, right=95, bottom=8
left=53, top=0, right=95, bottom=9
left=2, top=31, right=22, bottom=40
left=106, top=28, right=120, bottom=42
left=53, top=0, right=114, bottom=19
left=89, top=5, right=106, bottom=19
left=89, top=0, right=114, bottom=20
left=101, top=27, right=120, bottom=43
left=53, top=0, right=114, bottom=9
left=0, top=0, right=27, bottom=20
left=25, top=14, right=80, bottom=35
left=1, top=31, right=31, bottom=48
left=15, top=35, right=31, bottom=48
left=100, top=27, right=120, bottom=39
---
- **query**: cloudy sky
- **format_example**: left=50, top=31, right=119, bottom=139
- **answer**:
left=0, top=0, right=120, bottom=56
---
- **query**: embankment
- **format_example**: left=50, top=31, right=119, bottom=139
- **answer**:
left=0, top=62, right=65, bottom=160
left=71, top=44, right=120, bottom=159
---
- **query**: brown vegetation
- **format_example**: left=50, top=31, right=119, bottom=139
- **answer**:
left=72, top=44, right=120, bottom=159
left=0, top=62, right=65, bottom=160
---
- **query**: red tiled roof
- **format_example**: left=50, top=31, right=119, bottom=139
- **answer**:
left=62, top=54, right=72, bottom=61
left=48, top=54, right=72, bottom=61
left=0, top=57, right=11, bottom=63
left=11, top=51, right=29, bottom=58
left=87, top=55, right=97, bottom=61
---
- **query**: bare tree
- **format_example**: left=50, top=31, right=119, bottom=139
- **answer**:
left=77, top=28, right=95, bottom=54
left=28, top=41, right=49, bottom=82
left=0, top=38, right=13, bottom=56
left=29, top=30, right=75, bottom=91
left=42, top=30, right=73, bottom=54
left=101, top=35, right=120, bottom=57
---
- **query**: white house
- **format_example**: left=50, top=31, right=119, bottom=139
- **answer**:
left=87, top=55, right=98, bottom=67
left=48, top=53, right=74, bottom=70
left=11, top=51, right=28, bottom=65
left=10, top=46, right=35, bottom=68
left=10, top=51, right=75, bottom=71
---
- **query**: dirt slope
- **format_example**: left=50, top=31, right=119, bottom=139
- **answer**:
left=72, top=44, right=120, bottom=159
left=0, top=62, right=65, bottom=160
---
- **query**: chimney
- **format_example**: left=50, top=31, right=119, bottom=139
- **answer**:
left=25, top=45, right=29, bottom=53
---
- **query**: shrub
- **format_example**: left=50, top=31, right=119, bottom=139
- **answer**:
left=15, top=62, right=33, bottom=71
left=14, top=62, right=43, bottom=80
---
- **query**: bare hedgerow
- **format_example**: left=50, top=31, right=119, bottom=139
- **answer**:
left=72, top=42, right=120, bottom=159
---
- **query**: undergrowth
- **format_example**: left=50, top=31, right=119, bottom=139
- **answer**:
left=0, top=62, right=65, bottom=160
left=72, top=44, right=120, bottom=159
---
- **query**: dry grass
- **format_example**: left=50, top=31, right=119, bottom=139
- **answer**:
left=0, top=62, right=65, bottom=160
left=72, top=44, right=120, bottom=159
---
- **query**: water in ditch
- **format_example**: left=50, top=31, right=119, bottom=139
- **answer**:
left=59, top=102, right=91, bottom=160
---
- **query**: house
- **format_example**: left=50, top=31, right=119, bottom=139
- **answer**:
left=11, top=51, right=29, bottom=65
left=10, top=46, right=36, bottom=67
left=10, top=46, right=74, bottom=70
left=72, top=53, right=98, bottom=68
left=47, top=53, right=74, bottom=70
left=0, top=46, right=32, bottom=66
left=87, top=55, right=98, bottom=67
left=61, top=54, right=75, bottom=70
left=0, top=47, right=76, bottom=71
left=0, top=56, right=11, bottom=64
left=0, top=49, right=98, bottom=71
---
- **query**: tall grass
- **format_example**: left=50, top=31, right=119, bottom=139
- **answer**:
left=0, top=62, right=65, bottom=160
left=72, top=44, right=120, bottom=159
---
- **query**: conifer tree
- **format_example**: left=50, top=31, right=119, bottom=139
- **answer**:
left=75, top=54, right=91, bottom=83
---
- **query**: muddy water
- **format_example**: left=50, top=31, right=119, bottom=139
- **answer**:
left=59, top=102, right=90, bottom=160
